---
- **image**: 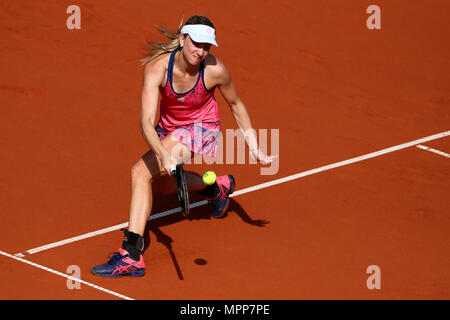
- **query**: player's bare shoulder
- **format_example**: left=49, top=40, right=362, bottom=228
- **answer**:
left=204, top=54, right=231, bottom=86
left=143, top=52, right=171, bottom=87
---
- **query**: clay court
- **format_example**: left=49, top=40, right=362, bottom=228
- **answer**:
left=0, top=1, right=449, bottom=300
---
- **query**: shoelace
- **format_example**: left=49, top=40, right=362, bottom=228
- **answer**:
left=217, top=183, right=228, bottom=200
left=107, top=251, right=125, bottom=264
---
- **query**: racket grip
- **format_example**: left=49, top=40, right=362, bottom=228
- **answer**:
left=170, top=165, right=176, bottom=176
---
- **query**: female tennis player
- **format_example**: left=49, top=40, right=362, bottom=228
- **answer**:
left=92, top=15, right=276, bottom=277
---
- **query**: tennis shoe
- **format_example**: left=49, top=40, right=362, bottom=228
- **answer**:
left=210, top=175, right=235, bottom=218
left=91, top=248, right=145, bottom=278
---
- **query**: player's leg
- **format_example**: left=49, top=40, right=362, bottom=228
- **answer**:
left=91, top=135, right=191, bottom=278
left=152, top=171, right=206, bottom=196
left=193, top=122, right=235, bottom=218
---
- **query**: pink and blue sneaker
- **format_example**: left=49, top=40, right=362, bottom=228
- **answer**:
left=208, top=175, right=235, bottom=218
left=91, top=248, right=145, bottom=278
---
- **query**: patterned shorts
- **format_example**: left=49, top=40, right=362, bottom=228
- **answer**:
left=156, top=121, right=221, bottom=157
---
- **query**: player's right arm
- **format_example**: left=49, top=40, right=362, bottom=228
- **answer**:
left=140, top=59, right=174, bottom=174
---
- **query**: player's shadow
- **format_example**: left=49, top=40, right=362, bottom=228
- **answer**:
left=142, top=172, right=270, bottom=280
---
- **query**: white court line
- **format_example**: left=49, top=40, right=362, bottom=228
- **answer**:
left=18, top=200, right=209, bottom=256
left=16, top=130, right=450, bottom=257
left=0, top=250, right=134, bottom=300
left=416, top=144, right=450, bottom=158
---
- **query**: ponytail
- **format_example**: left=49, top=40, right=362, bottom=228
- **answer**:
left=140, top=18, right=183, bottom=65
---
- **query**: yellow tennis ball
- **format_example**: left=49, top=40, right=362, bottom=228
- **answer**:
left=202, top=171, right=217, bottom=185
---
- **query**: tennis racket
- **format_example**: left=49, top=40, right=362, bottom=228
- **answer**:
left=170, top=164, right=189, bottom=217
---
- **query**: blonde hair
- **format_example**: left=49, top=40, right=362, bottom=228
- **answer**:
left=140, top=19, right=184, bottom=66
left=140, top=15, right=216, bottom=66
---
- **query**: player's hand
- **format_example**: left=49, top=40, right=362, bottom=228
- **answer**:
left=161, top=152, right=178, bottom=176
left=249, top=148, right=278, bottom=164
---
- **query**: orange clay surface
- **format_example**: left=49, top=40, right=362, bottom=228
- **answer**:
left=0, top=0, right=449, bottom=299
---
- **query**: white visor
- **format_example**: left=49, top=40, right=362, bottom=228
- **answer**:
left=180, top=24, right=219, bottom=47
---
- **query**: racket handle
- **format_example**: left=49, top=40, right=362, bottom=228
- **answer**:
left=170, top=165, right=176, bottom=175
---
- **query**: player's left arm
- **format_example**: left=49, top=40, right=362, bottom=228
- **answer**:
left=215, top=59, right=277, bottom=164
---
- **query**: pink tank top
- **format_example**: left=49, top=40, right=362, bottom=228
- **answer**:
left=159, top=49, right=220, bottom=132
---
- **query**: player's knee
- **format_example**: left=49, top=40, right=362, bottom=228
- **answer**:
left=131, top=160, right=152, bottom=183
